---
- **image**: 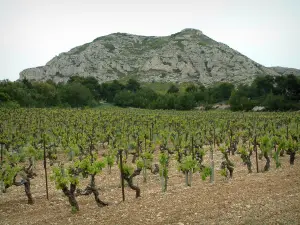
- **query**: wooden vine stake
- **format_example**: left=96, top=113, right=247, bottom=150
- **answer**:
left=210, top=122, right=215, bottom=184
left=119, top=150, right=125, bottom=202
left=0, top=144, right=3, bottom=164
left=253, top=121, right=259, bottom=173
left=43, top=133, right=49, bottom=200
left=0, top=124, right=3, bottom=164
left=254, top=136, right=259, bottom=173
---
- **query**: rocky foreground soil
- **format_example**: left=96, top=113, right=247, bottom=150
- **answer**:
left=0, top=153, right=300, bottom=225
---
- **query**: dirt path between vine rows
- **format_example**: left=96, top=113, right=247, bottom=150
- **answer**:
left=0, top=154, right=300, bottom=225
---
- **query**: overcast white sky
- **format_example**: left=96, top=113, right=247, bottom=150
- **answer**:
left=0, top=0, right=299, bottom=81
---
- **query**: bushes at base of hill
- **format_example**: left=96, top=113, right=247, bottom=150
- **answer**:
left=1, top=75, right=299, bottom=111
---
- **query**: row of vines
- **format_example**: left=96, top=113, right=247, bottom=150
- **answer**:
left=0, top=108, right=299, bottom=212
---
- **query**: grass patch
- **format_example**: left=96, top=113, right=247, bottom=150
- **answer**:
left=141, top=82, right=172, bottom=94
left=143, top=37, right=169, bottom=50
left=176, top=41, right=185, bottom=50
left=141, top=82, right=198, bottom=94
left=198, top=42, right=207, bottom=46
left=71, top=43, right=90, bottom=54
left=93, top=36, right=114, bottom=42
left=103, top=43, right=115, bottom=52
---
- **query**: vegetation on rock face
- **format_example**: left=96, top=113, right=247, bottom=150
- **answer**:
left=19, top=29, right=281, bottom=85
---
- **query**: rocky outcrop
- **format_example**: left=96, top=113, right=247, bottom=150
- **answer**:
left=268, top=67, right=300, bottom=76
left=20, top=28, right=281, bottom=85
left=252, top=106, right=265, bottom=112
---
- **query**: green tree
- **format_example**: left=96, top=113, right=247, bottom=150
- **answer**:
left=167, top=84, right=179, bottom=94
left=185, top=84, right=198, bottom=93
left=263, top=92, right=285, bottom=111
left=100, top=80, right=124, bottom=102
left=229, top=90, right=254, bottom=111
left=114, top=90, right=134, bottom=107
left=32, top=82, right=59, bottom=107
left=210, top=82, right=234, bottom=102
left=60, top=83, right=94, bottom=107
left=251, top=75, right=274, bottom=96
left=176, top=93, right=196, bottom=110
left=126, top=79, right=141, bottom=93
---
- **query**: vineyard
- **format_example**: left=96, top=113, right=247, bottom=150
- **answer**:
left=0, top=108, right=300, bottom=224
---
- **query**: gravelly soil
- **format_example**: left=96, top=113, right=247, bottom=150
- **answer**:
left=0, top=152, right=300, bottom=225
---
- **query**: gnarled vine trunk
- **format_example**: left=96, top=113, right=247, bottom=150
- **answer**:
left=280, top=149, right=285, bottom=157
left=246, top=160, right=252, bottom=173
left=241, top=152, right=252, bottom=173
left=221, top=152, right=234, bottom=178
left=264, top=152, right=270, bottom=171
left=14, top=177, right=34, bottom=204
left=12, top=159, right=36, bottom=204
left=289, top=151, right=296, bottom=165
left=77, top=174, right=108, bottom=207
left=151, top=164, right=159, bottom=174
left=62, top=183, right=79, bottom=212
left=24, top=179, right=34, bottom=204
left=123, top=168, right=142, bottom=198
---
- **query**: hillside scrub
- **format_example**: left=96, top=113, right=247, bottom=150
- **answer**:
left=0, top=75, right=300, bottom=111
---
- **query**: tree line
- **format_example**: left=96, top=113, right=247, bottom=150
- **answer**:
left=0, top=74, right=299, bottom=110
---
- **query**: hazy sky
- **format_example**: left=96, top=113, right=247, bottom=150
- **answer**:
left=0, top=0, right=299, bottom=81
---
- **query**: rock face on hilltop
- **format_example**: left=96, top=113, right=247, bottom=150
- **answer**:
left=20, top=28, right=280, bottom=85
left=268, top=67, right=300, bottom=76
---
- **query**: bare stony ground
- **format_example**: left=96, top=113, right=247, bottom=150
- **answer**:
left=0, top=152, right=300, bottom=225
